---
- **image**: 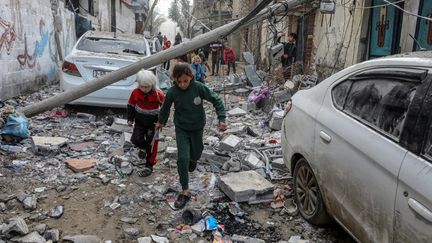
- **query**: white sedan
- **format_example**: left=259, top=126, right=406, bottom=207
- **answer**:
left=282, top=51, right=432, bottom=242
left=60, top=31, right=170, bottom=108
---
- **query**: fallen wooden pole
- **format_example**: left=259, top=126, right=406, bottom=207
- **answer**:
left=21, top=0, right=306, bottom=117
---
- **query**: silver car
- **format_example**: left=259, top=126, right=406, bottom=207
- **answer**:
left=281, top=52, right=432, bottom=242
left=60, top=31, right=170, bottom=108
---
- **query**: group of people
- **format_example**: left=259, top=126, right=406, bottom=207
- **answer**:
left=155, top=32, right=238, bottom=84
left=127, top=63, right=227, bottom=210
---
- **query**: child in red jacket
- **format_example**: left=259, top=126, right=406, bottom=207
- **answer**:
left=127, top=69, right=165, bottom=177
left=223, top=42, right=236, bottom=75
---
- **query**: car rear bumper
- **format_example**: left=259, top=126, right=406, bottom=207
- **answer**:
left=60, top=72, right=133, bottom=108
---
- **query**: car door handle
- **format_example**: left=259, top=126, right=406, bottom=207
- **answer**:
left=408, top=198, right=432, bottom=223
left=319, top=131, right=332, bottom=143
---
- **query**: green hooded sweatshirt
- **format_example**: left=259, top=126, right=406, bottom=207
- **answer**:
left=158, top=80, right=226, bottom=131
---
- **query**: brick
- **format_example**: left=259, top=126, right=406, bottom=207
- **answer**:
left=272, top=90, right=291, bottom=104
left=65, top=159, right=97, bottom=173
left=218, top=170, right=274, bottom=203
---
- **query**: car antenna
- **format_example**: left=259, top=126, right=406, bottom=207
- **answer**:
left=409, top=34, right=426, bottom=51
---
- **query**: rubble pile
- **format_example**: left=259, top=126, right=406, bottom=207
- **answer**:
left=0, top=79, right=352, bottom=242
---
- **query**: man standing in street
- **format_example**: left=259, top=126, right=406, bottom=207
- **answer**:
left=209, top=41, right=222, bottom=76
left=280, top=33, right=297, bottom=79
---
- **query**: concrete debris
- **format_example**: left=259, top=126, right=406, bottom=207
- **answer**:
left=219, top=135, right=242, bottom=152
left=231, top=234, right=266, bottom=243
left=49, top=205, right=64, bottom=218
left=10, top=231, right=46, bottom=243
left=62, top=235, right=101, bottom=243
left=120, top=132, right=132, bottom=149
left=269, top=111, right=285, bottom=131
left=218, top=171, right=274, bottom=203
left=244, top=152, right=265, bottom=169
left=2, top=217, right=29, bottom=235
left=123, top=228, right=140, bottom=237
left=137, top=237, right=152, bottom=243
left=43, top=229, right=60, bottom=242
left=165, top=147, right=178, bottom=159
left=227, top=107, right=247, bottom=116
left=109, top=118, right=132, bottom=133
left=22, top=195, right=37, bottom=210
left=32, top=224, right=46, bottom=235
left=271, top=158, right=287, bottom=170
left=288, top=235, right=309, bottom=243
left=120, top=217, right=138, bottom=224
left=76, top=112, right=96, bottom=122
left=151, top=235, right=169, bottom=243
left=31, top=136, right=68, bottom=154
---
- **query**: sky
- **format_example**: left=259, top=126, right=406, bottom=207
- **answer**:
left=154, top=0, right=178, bottom=41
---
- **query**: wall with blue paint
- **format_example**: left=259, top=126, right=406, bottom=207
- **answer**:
left=0, top=0, right=60, bottom=100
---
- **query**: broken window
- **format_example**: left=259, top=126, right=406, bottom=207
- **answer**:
left=335, top=78, right=417, bottom=139
left=76, top=37, right=148, bottom=56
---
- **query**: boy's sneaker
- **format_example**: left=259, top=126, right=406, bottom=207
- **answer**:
left=174, top=194, right=190, bottom=209
left=189, top=161, right=197, bottom=172
left=138, top=150, right=146, bottom=159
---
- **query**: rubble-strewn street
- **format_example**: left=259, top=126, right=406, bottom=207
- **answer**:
left=0, top=76, right=354, bottom=242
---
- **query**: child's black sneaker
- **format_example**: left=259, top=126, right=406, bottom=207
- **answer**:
left=189, top=160, right=197, bottom=172
left=174, top=194, right=190, bottom=209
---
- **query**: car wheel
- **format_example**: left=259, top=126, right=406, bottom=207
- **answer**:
left=293, top=158, right=332, bottom=225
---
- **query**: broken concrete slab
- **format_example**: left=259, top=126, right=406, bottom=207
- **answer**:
left=31, top=136, right=68, bottom=154
left=271, top=158, right=287, bottom=170
left=65, top=159, right=97, bottom=173
left=239, top=101, right=256, bottom=113
left=62, top=235, right=101, bottom=243
left=219, top=135, right=242, bottom=152
left=218, top=170, right=274, bottom=203
left=244, top=152, right=265, bottom=169
left=137, top=237, right=152, bottom=243
left=2, top=217, right=29, bottom=235
left=109, top=118, right=132, bottom=133
left=269, top=111, right=284, bottom=131
left=224, top=125, right=246, bottom=136
left=244, top=65, right=263, bottom=87
left=10, top=231, right=46, bottom=243
left=272, top=90, right=291, bottom=104
left=227, top=107, right=247, bottom=116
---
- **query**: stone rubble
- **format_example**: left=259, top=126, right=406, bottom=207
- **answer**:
left=0, top=74, right=353, bottom=242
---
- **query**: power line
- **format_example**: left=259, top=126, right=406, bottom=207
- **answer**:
left=384, top=0, right=432, bottom=22
left=338, top=0, right=405, bottom=10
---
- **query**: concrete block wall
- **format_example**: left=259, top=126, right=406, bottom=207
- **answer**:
left=0, top=0, right=58, bottom=100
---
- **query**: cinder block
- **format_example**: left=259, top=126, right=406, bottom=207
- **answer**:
left=218, top=170, right=274, bottom=203
left=273, top=90, right=291, bottom=103
left=219, top=135, right=242, bottom=152
left=269, top=111, right=284, bottom=130
left=244, top=152, right=265, bottom=169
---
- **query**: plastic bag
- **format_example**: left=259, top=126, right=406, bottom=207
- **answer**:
left=247, top=86, right=270, bottom=108
left=0, top=114, right=30, bottom=138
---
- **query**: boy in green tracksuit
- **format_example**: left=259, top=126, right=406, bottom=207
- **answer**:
left=155, top=63, right=227, bottom=209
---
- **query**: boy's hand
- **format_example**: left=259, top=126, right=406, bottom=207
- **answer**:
left=218, top=122, right=227, bottom=132
left=155, top=122, right=164, bottom=130
left=127, top=121, right=133, bottom=127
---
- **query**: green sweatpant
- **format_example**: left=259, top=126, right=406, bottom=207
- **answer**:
left=175, top=127, right=204, bottom=190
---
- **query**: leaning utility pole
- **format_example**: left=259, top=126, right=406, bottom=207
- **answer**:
left=21, top=0, right=306, bottom=117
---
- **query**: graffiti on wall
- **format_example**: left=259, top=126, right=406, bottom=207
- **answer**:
left=0, top=18, right=17, bottom=55
left=17, top=19, right=50, bottom=68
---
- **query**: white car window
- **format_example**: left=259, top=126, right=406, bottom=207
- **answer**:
left=333, top=79, right=417, bottom=139
left=77, top=37, right=148, bottom=56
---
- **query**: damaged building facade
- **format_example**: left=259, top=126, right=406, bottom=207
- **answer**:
left=0, top=0, right=149, bottom=101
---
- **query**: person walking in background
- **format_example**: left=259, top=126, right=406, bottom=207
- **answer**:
left=280, top=33, right=297, bottom=79
left=223, top=41, right=236, bottom=75
left=163, top=40, right=171, bottom=70
left=198, top=48, right=210, bottom=72
left=174, top=33, right=188, bottom=63
left=157, top=32, right=163, bottom=45
left=127, top=69, right=165, bottom=177
left=155, top=64, right=227, bottom=209
left=209, top=41, right=222, bottom=76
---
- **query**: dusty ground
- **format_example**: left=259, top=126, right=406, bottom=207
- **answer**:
left=0, top=82, right=355, bottom=242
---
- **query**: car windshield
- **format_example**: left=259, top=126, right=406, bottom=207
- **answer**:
left=76, top=37, right=147, bottom=56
